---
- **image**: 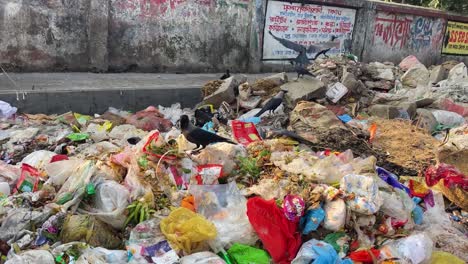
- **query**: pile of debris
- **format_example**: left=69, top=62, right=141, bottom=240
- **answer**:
left=0, top=55, right=466, bottom=264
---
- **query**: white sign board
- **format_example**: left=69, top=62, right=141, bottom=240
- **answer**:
left=262, top=1, right=356, bottom=60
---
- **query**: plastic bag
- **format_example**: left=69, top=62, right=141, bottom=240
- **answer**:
left=282, top=194, right=305, bottom=222
left=227, top=243, right=270, bottom=264
left=323, top=198, right=346, bottom=231
left=13, top=163, right=41, bottom=193
left=0, top=161, right=20, bottom=185
left=127, top=218, right=179, bottom=264
left=376, top=166, right=410, bottom=194
left=126, top=106, right=173, bottom=132
left=76, top=247, right=127, bottom=264
left=292, top=239, right=352, bottom=264
left=379, top=232, right=433, bottom=264
left=324, top=232, right=350, bottom=258
left=431, top=110, right=465, bottom=127
left=160, top=207, right=217, bottom=254
left=54, top=161, right=96, bottom=211
left=189, top=182, right=257, bottom=247
left=425, top=163, right=467, bottom=190
left=379, top=189, right=415, bottom=222
left=79, top=180, right=130, bottom=230
left=60, top=214, right=122, bottom=249
left=0, top=208, right=52, bottom=242
left=300, top=207, right=325, bottom=234
left=180, top=252, right=225, bottom=264
left=45, top=159, right=84, bottom=186
left=5, top=250, right=54, bottom=264
left=231, top=120, right=261, bottom=146
left=340, top=174, right=382, bottom=215
left=85, top=122, right=111, bottom=142
left=21, top=150, right=56, bottom=171
left=246, top=197, right=301, bottom=264
left=430, top=251, right=465, bottom=264
left=0, top=100, right=17, bottom=119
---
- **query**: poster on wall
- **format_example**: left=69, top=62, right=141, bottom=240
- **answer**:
left=442, top=21, right=468, bottom=55
left=262, top=0, right=356, bottom=61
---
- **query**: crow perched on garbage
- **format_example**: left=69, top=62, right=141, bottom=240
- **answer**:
left=290, top=61, right=315, bottom=79
left=179, top=115, right=234, bottom=148
left=254, top=90, right=287, bottom=117
left=220, top=70, right=230, bottom=80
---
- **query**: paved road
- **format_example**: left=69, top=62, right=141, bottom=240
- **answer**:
left=0, top=72, right=293, bottom=93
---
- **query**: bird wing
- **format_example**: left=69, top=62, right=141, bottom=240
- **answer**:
left=187, top=128, right=232, bottom=147
left=270, top=31, right=306, bottom=53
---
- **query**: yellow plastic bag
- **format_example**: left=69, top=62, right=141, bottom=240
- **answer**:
left=160, top=207, right=217, bottom=254
left=430, top=251, right=464, bottom=264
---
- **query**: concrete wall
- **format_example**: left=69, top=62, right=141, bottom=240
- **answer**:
left=108, top=0, right=251, bottom=72
left=0, top=0, right=467, bottom=73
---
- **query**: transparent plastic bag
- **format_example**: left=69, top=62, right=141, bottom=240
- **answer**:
left=5, top=250, right=54, bottom=264
left=54, top=161, right=96, bottom=212
left=379, top=189, right=415, bottom=222
left=20, top=150, right=56, bottom=171
left=379, top=232, right=433, bottom=264
left=180, top=252, right=225, bottom=264
left=45, top=159, right=84, bottom=186
left=189, top=182, right=257, bottom=247
left=79, top=180, right=130, bottom=230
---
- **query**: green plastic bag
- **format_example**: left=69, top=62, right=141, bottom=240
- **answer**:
left=66, top=133, right=89, bottom=141
left=324, top=232, right=350, bottom=257
left=227, top=243, right=270, bottom=264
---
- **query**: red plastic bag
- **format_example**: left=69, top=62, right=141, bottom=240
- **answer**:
left=348, top=248, right=380, bottom=263
left=13, top=163, right=41, bottom=193
left=231, top=120, right=261, bottom=146
left=246, top=197, right=301, bottom=264
left=142, top=131, right=177, bottom=161
left=425, top=163, right=468, bottom=191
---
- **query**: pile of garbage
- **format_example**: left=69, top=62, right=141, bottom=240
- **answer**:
left=0, top=55, right=467, bottom=264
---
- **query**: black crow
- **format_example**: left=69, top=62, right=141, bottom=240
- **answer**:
left=179, top=115, right=234, bottom=148
left=220, top=70, right=230, bottom=80
left=254, top=90, right=287, bottom=117
left=290, top=61, right=315, bottom=79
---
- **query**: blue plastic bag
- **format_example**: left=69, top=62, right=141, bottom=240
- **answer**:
left=292, top=239, right=352, bottom=264
left=300, top=207, right=325, bottom=235
left=377, top=167, right=410, bottom=194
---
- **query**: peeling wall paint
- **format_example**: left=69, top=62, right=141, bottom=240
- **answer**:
left=0, top=0, right=90, bottom=71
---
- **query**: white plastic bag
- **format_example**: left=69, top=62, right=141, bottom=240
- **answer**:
left=0, top=100, right=17, bottom=119
left=0, top=161, right=20, bottom=184
left=189, top=182, right=258, bottom=247
left=21, top=150, right=56, bottom=171
left=76, top=247, right=127, bottom=264
left=85, top=123, right=110, bottom=142
left=323, top=198, right=346, bottom=231
left=180, top=252, right=226, bottom=264
left=80, top=180, right=130, bottom=230
left=340, top=174, right=382, bottom=215
left=379, top=189, right=414, bottom=222
left=55, top=161, right=96, bottom=212
left=431, top=110, right=465, bottom=127
left=5, top=250, right=54, bottom=264
left=379, top=232, right=433, bottom=264
left=45, top=159, right=84, bottom=186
